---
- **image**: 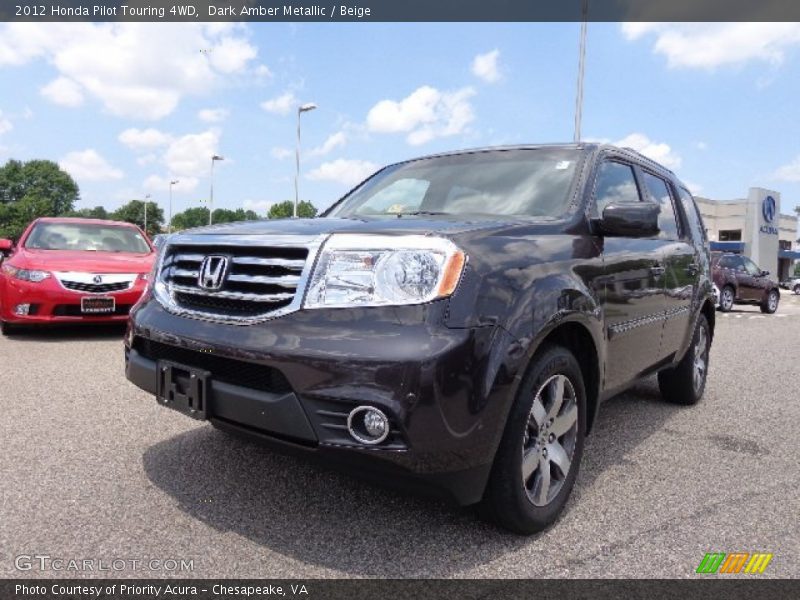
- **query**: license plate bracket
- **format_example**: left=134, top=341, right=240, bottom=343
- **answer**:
left=156, top=360, right=210, bottom=420
left=81, top=296, right=115, bottom=314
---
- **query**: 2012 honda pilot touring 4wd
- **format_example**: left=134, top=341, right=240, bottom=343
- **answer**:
left=125, top=144, right=715, bottom=534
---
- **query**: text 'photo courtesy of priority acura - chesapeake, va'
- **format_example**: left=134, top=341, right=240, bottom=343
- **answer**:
left=125, top=143, right=716, bottom=534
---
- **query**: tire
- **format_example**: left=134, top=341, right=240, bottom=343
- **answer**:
left=760, top=289, right=779, bottom=314
left=0, top=321, right=15, bottom=336
left=793, top=284, right=800, bottom=295
left=480, top=345, right=586, bottom=535
left=718, top=285, right=734, bottom=312
left=658, top=314, right=710, bottom=405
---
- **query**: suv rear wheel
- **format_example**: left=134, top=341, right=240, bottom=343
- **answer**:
left=719, top=285, right=735, bottom=312
left=480, top=345, right=586, bottom=534
left=658, top=314, right=710, bottom=405
left=760, top=289, right=779, bottom=314
left=794, top=284, right=800, bottom=295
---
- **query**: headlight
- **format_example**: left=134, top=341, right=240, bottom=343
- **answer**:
left=304, top=234, right=466, bottom=309
left=1, top=264, right=50, bottom=283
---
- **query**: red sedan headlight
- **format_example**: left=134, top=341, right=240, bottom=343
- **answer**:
left=1, top=264, right=51, bottom=283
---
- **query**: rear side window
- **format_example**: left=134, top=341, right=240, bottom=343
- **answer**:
left=642, top=172, right=680, bottom=240
left=718, top=256, right=738, bottom=269
left=593, top=161, right=641, bottom=215
left=676, top=186, right=706, bottom=243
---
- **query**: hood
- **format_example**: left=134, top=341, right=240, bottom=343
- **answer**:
left=176, top=216, right=542, bottom=239
left=15, top=249, right=156, bottom=274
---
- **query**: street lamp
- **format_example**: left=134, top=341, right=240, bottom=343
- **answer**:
left=295, top=102, right=317, bottom=218
left=168, top=180, right=179, bottom=233
left=209, top=155, right=224, bottom=225
left=573, top=0, right=589, bottom=142
left=143, top=193, right=151, bottom=235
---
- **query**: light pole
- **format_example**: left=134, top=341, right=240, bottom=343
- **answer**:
left=168, top=180, right=179, bottom=233
left=573, top=0, right=589, bottom=143
left=209, top=155, right=224, bottom=225
left=143, top=193, right=151, bottom=235
left=295, top=102, right=317, bottom=218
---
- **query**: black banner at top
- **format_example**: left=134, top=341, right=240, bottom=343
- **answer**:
left=3, top=0, right=800, bottom=22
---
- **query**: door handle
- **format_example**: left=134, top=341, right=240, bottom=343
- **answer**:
left=650, top=265, right=665, bottom=277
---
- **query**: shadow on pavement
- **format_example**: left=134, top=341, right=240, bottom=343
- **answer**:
left=142, top=376, right=682, bottom=577
left=1, top=322, right=127, bottom=342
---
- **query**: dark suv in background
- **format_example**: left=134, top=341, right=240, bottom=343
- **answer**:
left=125, top=144, right=715, bottom=534
left=711, top=252, right=780, bottom=313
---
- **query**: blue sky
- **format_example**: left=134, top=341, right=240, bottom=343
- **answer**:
left=1, top=22, right=800, bottom=224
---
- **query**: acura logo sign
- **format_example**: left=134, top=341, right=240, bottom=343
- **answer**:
left=762, top=195, right=776, bottom=223
left=198, top=255, right=228, bottom=290
left=93, top=275, right=103, bottom=284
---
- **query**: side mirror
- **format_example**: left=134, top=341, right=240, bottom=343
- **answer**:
left=596, top=202, right=660, bottom=237
left=0, top=239, right=13, bottom=257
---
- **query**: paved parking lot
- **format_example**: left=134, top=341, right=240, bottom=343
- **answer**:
left=2, top=295, right=799, bottom=579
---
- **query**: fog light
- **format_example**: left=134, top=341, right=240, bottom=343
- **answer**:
left=347, top=406, right=390, bottom=445
left=14, top=303, right=30, bottom=316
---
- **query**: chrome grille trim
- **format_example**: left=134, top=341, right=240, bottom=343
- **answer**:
left=153, top=233, right=326, bottom=325
left=54, top=272, right=136, bottom=294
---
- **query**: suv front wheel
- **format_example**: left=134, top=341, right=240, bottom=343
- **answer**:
left=760, top=289, right=779, bottom=314
left=481, top=345, right=586, bottom=535
left=718, top=285, right=735, bottom=312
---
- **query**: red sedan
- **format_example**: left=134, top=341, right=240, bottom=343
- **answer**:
left=0, top=217, right=156, bottom=334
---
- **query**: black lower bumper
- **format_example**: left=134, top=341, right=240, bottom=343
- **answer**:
left=125, top=343, right=496, bottom=505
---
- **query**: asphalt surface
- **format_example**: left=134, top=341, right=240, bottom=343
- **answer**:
left=2, top=295, right=799, bottom=579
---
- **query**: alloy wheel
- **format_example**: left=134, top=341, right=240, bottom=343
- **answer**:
left=768, top=291, right=778, bottom=312
left=720, top=288, right=734, bottom=311
left=521, top=374, right=578, bottom=507
left=693, top=326, right=708, bottom=394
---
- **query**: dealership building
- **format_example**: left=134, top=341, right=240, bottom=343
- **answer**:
left=695, top=187, right=800, bottom=281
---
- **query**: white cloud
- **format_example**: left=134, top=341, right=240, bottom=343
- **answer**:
left=307, top=159, right=378, bottom=187
left=772, top=155, right=800, bottom=182
left=143, top=174, right=199, bottom=193
left=695, top=141, right=708, bottom=151
left=471, top=49, right=502, bottom=83
left=260, top=91, right=296, bottom=115
left=40, top=76, right=84, bottom=107
left=683, top=180, right=704, bottom=195
left=366, top=85, right=476, bottom=146
left=271, top=147, right=293, bottom=160
left=0, top=110, right=11, bottom=136
left=198, top=108, right=229, bottom=123
left=164, top=129, right=222, bottom=178
left=243, top=199, right=274, bottom=213
left=59, top=149, right=123, bottom=181
left=0, top=23, right=258, bottom=119
left=621, top=23, right=800, bottom=69
left=118, top=127, right=173, bottom=151
left=615, top=133, right=682, bottom=169
left=310, top=131, right=347, bottom=156
left=254, top=64, right=273, bottom=79
left=136, top=153, right=158, bottom=166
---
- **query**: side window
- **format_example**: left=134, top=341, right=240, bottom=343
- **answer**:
left=718, top=256, right=736, bottom=269
left=742, top=257, right=761, bottom=276
left=642, top=172, right=679, bottom=239
left=593, top=161, right=642, bottom=215
left=676, top=186, right=706, bottom=243
left=732, top=257, right=747, bottom=273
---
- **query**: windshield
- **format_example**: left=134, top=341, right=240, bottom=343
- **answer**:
left=24, top=222, right=152, bottom=253
left=327, top=148, right=584, bottom=219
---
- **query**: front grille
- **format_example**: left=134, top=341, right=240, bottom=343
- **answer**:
left=61, top=280, right=132, bottom=293
left=160, top=244, right=308, bottom=319
left=53, top=304, right=132, bottom=317
left=133, top=337, right=292, bottom=395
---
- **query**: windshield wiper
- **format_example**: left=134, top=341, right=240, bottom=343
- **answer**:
left=394, top=210, right=451, bottom=217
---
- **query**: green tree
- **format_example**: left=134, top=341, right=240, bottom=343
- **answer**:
left=267, top=200, right=317, bottom=219
left=171, top=207, right=210, bottom=231
left=111, top=200, right=164, bottom=237
left=0, top=159, right=79, bottom=239
left=65, top=206, right=109, bottom=220
left=210, top=208, right=262, bottom=224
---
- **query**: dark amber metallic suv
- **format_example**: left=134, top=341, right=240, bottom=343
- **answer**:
left=125, top=144, right=715, bottom=534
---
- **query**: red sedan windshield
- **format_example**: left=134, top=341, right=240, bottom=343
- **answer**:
left=24, top=222, right=152, bottom=253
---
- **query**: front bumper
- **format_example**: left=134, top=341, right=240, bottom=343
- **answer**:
left=125, top=299, right=519, bottom=505
left=0, top=275, right=147, bottom=324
